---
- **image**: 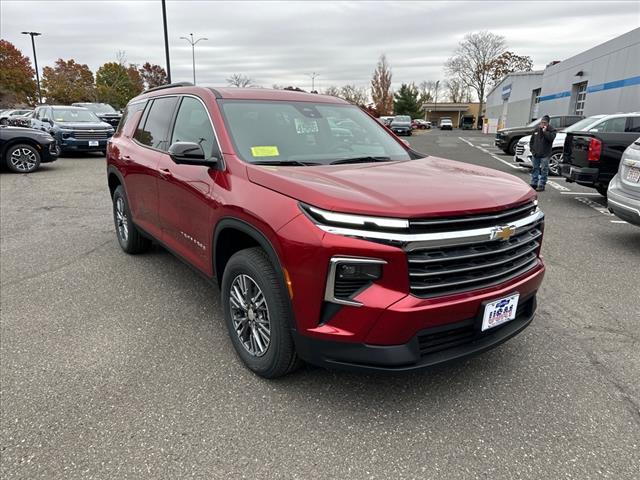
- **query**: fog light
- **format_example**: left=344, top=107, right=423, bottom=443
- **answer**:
left=337, top=262, right=382, bottom=281
left=325, top=257, right=386, bottom=306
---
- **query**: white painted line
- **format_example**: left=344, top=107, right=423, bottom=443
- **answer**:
left=546, top=180, right=570, bottom=192
left=480, top=143, right=490, bottom=146
left=459, top=136, right=528, bottom=171
left=575, top=196, right=614, bottom=216
left=559, top=191, right=602, bottom=196
left=610, top=220, right=628, bottom=224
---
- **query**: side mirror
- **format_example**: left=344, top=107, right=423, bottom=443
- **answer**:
left=168, top=141, right=218, bottom=166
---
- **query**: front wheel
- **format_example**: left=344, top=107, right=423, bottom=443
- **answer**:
left=5, top=144, right=41, bottom=173
left=506, top=138, right=518, bottom=156
left=221, top=247, right=299, bottom=378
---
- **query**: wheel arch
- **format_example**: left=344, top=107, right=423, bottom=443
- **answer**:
left=107, top=165, right=125, bottom=198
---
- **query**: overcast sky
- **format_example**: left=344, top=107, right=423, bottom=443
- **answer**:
left=2, top=1, right=639, bottom=91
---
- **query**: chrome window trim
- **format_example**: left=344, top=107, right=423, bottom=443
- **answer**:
left=317, top=209, right=544, bottom=249
left=324, top=256, right=387, bottom=307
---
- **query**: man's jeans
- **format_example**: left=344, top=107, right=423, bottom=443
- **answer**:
left=531, top=156, right=550, bottom=187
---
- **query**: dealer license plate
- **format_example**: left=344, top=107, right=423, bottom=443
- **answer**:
left=481, top=293, right=519, bottom=331
left=89, top=140, right=99, bottom=147
left=626, top=166, right=640, bottom=183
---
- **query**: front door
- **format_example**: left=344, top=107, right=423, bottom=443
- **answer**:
left=156, top=96, right=219, bottom=275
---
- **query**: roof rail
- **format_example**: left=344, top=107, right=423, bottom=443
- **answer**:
left=144, top=82, right=194, bottom=93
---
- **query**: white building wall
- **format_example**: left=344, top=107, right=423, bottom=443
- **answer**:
left=485, top=73, right=543, bottom=129
left=539, top=28, right=640, bottom=117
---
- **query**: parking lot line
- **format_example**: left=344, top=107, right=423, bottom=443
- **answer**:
left=610, top=220, right=628, bottom=224
left=547, top=181, right=570, bottom=192
left=559, top=191, right=602, bottom=196
left=575, top=196, right=614, bottom=216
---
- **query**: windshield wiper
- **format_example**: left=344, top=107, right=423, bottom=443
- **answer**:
left=329, top=156, right=392, bottom=165
left=251, top=160, right=321, bottom=167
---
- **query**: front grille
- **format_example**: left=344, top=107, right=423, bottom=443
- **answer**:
left=72, top=130, right=110, bottom=139
left=409, top=201, right=537, bottom=233
left=407, top=203, right=542, bottom=297
left=515, top=144, right=525, bottom=155
left=417, top=297, right=534, bottom=356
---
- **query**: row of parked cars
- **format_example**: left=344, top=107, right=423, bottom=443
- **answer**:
left=0, top=103, right=121, bottom=173
left=378, top=116, right=456, bottom=136
left=495, top=112, right=640, bottom=226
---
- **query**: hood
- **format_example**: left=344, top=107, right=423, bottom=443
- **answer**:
left=391, top=121, right=411, bottom=126
left=498, top=125, right=534, bottom=135
left=246, top=157, right=534, bottom=218
left=54, top=122, right=112, bottom=130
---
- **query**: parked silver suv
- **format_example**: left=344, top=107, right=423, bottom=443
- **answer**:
left=608, top=137, right=640, bottom=226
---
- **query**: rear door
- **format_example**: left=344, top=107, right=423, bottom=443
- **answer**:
left=126, top=96, right=179, bottom=238
left=156, top=95, right=219, bottom=275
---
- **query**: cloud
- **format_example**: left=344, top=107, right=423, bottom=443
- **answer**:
left=2, top=0, right=637, bottom=91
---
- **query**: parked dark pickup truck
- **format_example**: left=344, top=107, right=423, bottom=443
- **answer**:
left=495, top=115, right=582, bottom=155
left=561, top=113, right=640, bottom=196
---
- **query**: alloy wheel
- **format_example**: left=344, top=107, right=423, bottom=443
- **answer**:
left=115, top=197, right=129, bottom=241
left=229, top=274, right=271, bottom=357
left=549, top=152, right=563, bottom=176
left=9, top=147, right=38, bottom=172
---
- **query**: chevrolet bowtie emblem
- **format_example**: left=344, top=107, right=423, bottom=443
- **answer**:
left=491, top=225, right=516, bottom=241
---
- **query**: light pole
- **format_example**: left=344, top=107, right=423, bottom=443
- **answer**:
left=433, top=80, right=440, bottom=125
left=180, top=33, right=207, bottom=84
left=21, top=31, right=42, bottom=104
left=161, top=0, right=171, bottom=83
left=308, top=72, right=319, bottom=93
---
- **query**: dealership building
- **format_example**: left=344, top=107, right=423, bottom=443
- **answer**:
left=485, top=28, right=640, bottom=131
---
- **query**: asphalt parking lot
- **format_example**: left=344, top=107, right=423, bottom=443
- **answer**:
left=1, top=132, right=639, bottom=479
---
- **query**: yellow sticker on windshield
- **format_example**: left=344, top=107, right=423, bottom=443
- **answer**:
left=251, top=146, right=280, bottom=157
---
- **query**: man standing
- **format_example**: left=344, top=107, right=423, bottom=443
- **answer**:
left=529, top=115, right=556, bottom=191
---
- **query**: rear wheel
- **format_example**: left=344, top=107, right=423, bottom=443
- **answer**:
left=112, top=185, right=151, bottom=254
left=221, top=247, right=299, bottom=378
left=548, top=151, right=563, bottom=176
left=5, top=144, right=41, bottom=173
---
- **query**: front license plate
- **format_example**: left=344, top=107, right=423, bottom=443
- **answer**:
left=482, top=293, right=519, bottom=331
left=89, top=140, right=99, bottom=147
left=626, top=166, right=640, bottom=183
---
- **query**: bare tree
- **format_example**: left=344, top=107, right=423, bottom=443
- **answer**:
left=370, top=55, right=393, bottom=115
left=340, top=84, right=368, bottom=105
left=487, top=51, right=534, bottom=87
left=323, top=85, right=341, bottom=97
left=418, top=80, right=439, bottom=104
left=445, top=31, right=506, bottom=124
left=445, top=78, right=468, bottom=103
left=226, top=73, right=254, bottom=88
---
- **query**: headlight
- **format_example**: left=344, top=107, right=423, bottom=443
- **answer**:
left=301, top=203, right=408, bottom=230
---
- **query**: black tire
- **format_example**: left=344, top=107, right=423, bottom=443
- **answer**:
left=221, top=247, right=299, bottom=378
left=112, top=185, right=151, bottom=254
left=548, top=150, right=563, bottom=176
left=4, top=143, right=41, bottom=173
left=506, top=138, right=518, bottom=156
left=0, top=118, right=7, bottom=125
left=596, top=184, right=608, bottom=197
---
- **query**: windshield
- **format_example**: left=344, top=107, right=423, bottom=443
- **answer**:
left=527, top=118, right=542, bottom=127
left=564, top=115, right=606, bottom=132
left=393, top=116, right=411, bottom=122
left=80, top=103, right=117, bottom=114
left=52, top=108, right=101, bottom=123
left=219, top=100, right=411, bottom=165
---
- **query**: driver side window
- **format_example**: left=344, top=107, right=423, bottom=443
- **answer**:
left=170, top=97, right=217, bottom=157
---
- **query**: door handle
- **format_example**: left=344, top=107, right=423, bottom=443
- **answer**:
left=159, top=168, right=173, bottom=179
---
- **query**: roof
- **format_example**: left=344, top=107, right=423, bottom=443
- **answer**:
left=134, top=84, right=349, bottom=105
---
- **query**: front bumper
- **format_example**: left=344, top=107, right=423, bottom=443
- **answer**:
left=440, top=125, right=453, bottom=130
left=58, top=137, right=110, bottom=152
left=608, top=175, right=640, bottom=226
left=495, top=137, right=507, bottom=149
left=295, top=294, right=537, bottom=372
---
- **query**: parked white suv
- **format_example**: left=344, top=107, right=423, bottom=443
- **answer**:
left=514, top=115, right=607, bottom=176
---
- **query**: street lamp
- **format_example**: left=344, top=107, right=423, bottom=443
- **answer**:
left=434, top=80, right=440, bottom=123
left=180, top=33, right=208, bottom=84
left=21, top=31, right=42, bottom=104
left=308, top=72, right=319, bottom=93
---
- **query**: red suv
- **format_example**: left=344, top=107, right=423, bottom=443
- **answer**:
left=107, top=83, right=545, bottom=378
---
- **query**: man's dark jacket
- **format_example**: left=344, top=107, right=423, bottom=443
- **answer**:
left=529, top=125, right=556, bottom=158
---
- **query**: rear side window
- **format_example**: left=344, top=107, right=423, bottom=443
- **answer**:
left=549, top=117, right=561, bottom=128
left=170, top=97, right=218, bottom=156
left=625, top=117, right=640, bottom=133
left=117, top=101, right=146, bottom=134
left=597, top=117, right=627, bottom=133
left=134, top=96, right=179, bottom=150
